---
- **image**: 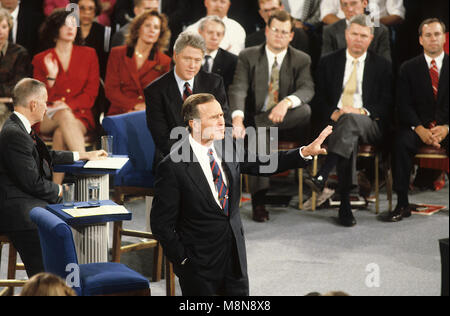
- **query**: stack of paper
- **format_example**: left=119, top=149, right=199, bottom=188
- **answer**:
left=83, top=157, right=129, bottom=170
left=62, top=205, right=130, bottom=218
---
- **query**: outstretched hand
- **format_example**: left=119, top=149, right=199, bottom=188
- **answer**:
left=301, top=125, right=333, bottom=157
left=79, top=150, right=108, bottom=161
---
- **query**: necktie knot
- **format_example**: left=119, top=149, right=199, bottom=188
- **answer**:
left=183, top=82, right=192, bottom=101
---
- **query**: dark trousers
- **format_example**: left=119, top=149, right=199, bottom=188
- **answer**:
left=393, top=127, right=449, bottom=204
left=178, top=241, right=249, bottom=296
left=7, top=229, right=44, bottom=278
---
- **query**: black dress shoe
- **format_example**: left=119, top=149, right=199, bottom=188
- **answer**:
left=381, top=205, right=412, bottom=222
left=305, top=175, right=326, bottom=193
left=338, top=208, right=357, bottom=227
left=252, top=205, right=269, bottom=223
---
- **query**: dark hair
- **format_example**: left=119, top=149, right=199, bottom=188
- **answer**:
left=70, top=0, right=102, bottom=16
left=39, top=9, right=83, bottom=51
left=126, top=10, right=171, bottom=52
left=418, top=18, right=446, bottom=36
left=182, top=93, right=216, bottom=131
left=267, top=10, right=295, bottom=32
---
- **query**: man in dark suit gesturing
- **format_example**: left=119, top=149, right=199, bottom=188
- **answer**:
left=0, top=79, right=107, bottom=277
left=145, top=31, right=231, bottom=162
left=383, top=18, right=449, bottom=222
left=151, top=93, right=332, bottom=296
left=306, top=15, right=393, bottom=227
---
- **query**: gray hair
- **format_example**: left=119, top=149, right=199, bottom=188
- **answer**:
left=0, top=8, right=13, bottom=30
left=347, top=14, right=375, bottom=34
left=13, top=79, right=46, bottom=108
left=173, top=31, right=206, bottom=55
left=198, top=15, right=226, bottom=34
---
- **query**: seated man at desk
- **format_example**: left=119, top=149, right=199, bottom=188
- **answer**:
left=0, top=78, right=107, bottom=278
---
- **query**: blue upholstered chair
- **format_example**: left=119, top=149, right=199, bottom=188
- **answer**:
left=30, top=207, right=151, bottom=296
left=102, top=111, right=163, bottom=283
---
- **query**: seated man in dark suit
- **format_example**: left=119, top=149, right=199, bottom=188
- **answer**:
left=151, top=93, right=332, bottom=296
left=321, top=0, right=391, bottom=62
left=197, top=15, right=238, bottom=92
left=246, top=0, right=310, bottom=56
left=229, top=10, right=314, bottom=222
left=306, top=15, right=393, bottom=227
left=145, top=31, right=231, bottom=163
left=0, top=78, right=107, bottom=277
left=383, top=18, right=449, bottom=223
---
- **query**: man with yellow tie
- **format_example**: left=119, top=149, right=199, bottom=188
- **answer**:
left=306, top=15, right=393, bottom=227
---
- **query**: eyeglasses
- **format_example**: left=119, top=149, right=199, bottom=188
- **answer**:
left=269, top=26, right=292, bottom=37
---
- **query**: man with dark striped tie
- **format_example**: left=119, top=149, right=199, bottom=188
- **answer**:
left=383, top=18, right=449, bottom=222
left=150, top=93, right=332, bottom=296
left=145, top=31, right=231, bottom=165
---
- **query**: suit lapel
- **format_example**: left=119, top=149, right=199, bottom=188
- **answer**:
left=335, top=50, right=347, bottom=104
left=124, top=47, right=143, bottom=91
left=212, top=49, right=223, bottom=75
left=166, top=71, right=184, bottom=126
left=362, top=52, right=374, bottom=104
left=279, top=47, right=291, bottom=99
left=418, top=55, right=436, bottom=104
left=255, top=45, right=269, bottom=111
left=437, top=55, right=449, bottom=104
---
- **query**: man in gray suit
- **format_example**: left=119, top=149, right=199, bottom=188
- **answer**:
left=321, top=0, right=391, bottom=62
left=229, top=10, right=313, bottom=222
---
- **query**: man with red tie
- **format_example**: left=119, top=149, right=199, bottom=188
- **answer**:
left=383, top=18, right=449, bottom=222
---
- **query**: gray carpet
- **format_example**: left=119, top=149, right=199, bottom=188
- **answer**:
left=2, top=177, right=448, bottom=296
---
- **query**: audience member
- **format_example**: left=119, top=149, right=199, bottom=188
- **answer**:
left=32, top=9, right=100, bottom=184
left=0, top=7, right=32, bottom=123
left=281, top=0, right=322, bottom=30
left=246, top=0, right=310, bottom=57
left=197, top=16, right=237, bottom=91
left=382, top=18, right=449, bottom=223
left=20, top=273, right=77, bottom=296
left=0, top=0, right=44, bottom=56
left=111, top=0, right=160, bottom=48
left=70, top=0, right=111, bottom=79
left=228, top=10, right=314, bottom=222
left=321, top=0, right=391, bottom=62
left=0, top=78, right=106, bottom=278
left=186, top=0, right=246, bottom=56
left=145, top=31, right=230, bottom=163
left=306, top=15, right=393, bottom=227
left=105, top=10, right=171, bottom=115
left=321, top=0, right=405, bottom=26
left=44, top=0, right=69, bottom=16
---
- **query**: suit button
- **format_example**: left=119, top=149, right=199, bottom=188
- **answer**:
left=138, top=96, right=143, bottom=100
left=66, top=89, right=71, bottom=94
left=61, top=97, right=66, bottom=102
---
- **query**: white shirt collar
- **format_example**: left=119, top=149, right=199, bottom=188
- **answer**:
left=189, top=134, right=215, bottom=156
left=13, top=111, right=32, bottom=134
left=174, top=67, right=195, bottom=96
left=346, top=49, right=367, bottom=64
left=206, top=49, right=219, bottom=60
left=424, top=51, right=445, bottom=70
left=10, top=4, right=19, bottom=19
left=265, top=46, right=288, bottom=65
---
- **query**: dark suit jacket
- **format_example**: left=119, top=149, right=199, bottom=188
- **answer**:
left=313, top=49, right=393, bottom=132
left=245, top=28, right=311, bottom=57
left=150, top=133, right=309, bottom=281
left=16, top=2, right=44, bottom=56
left=228, top=44, right=314, bottom=127
left=396, top=54, right=449, bottom=129
left=212, top=48, right=238, bottom=92
left=0, top=114, right=74, bottom=232
left=145, top=69, right=231, bottom=159
left=0, top=43, right=32, bottom=97
left=322, top=19, right=391, bottom=62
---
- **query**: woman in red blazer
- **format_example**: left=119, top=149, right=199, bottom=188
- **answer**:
left=105, top=10, right=171, bottom=116
left=32, top=9, right=100, bottom=183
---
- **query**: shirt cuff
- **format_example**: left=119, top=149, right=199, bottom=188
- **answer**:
left=286, top=95, right=302, bottom=109
left=232, top=110, right=245, bottom=120
left=73, top=152, right=80, bottom=161
left=299, top=146, right=313, bottom=160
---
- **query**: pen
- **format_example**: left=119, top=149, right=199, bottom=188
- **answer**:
left=74, top=205, right=101, bottom=209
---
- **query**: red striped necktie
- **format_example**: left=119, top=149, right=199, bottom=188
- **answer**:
left=183, top=82, right=193, bottom=101
left=208, top=149, right=229, bottom=216
left=430, top=59, right=439, bottom=100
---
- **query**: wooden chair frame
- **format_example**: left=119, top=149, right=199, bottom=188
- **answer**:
left=0, top=234, right=27, bottom=296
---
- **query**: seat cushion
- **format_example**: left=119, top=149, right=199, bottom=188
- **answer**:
left=79, top=263, right=150, bottom=296
left=113, top=162, right=154, bottom=187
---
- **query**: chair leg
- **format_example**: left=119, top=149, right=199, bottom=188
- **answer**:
left=165, top=258, right=175, bottom=296
left=312, top=156, right=318, bottom=212
left=6, top=243, right=18, bottom=296
left=386, top=165, right=393, bottom=212
left=112, top=221, right=123, bottom=263
left=298, top=168, right=303, bottom=209
left=152, top=243, right=162, bottom=282
left=375, top=154, right=380, bottom=214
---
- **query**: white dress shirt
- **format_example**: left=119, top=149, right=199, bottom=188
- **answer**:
left=174, top=67, right=195, bottom=99
left=189, top=134, right=228, bottom=208
left=337, top=50, right=368, bottom=111
left=186, top=16, right=246, bottom=56
left=320, top=0, right=405, bottom=21
left=10, top=4, right=19, bottom=44
left=284, top=0, right=307, bottom=20
left=424, top=52, right=445, bottom=77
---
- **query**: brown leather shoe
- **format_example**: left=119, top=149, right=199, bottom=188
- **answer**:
left=252, top=205, right=269, bottom=222
left=381, top=205, right=412, bottom=222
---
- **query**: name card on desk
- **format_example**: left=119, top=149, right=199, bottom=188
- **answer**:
left=83, top=157, right=129, bottom=170
left=62, top=205, right=130, bottom=218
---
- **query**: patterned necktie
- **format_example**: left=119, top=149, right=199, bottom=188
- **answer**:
left=266, top=56, right=280, bottom=111
left=430, top=59, right=439, bottom=100
left=342, top=59, right=358, bottom=108
left=208, top=149, right=229, bottom=216
left=203, top=55, right=212, bottom=72
left=183, top=82, right=192, bottom=101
